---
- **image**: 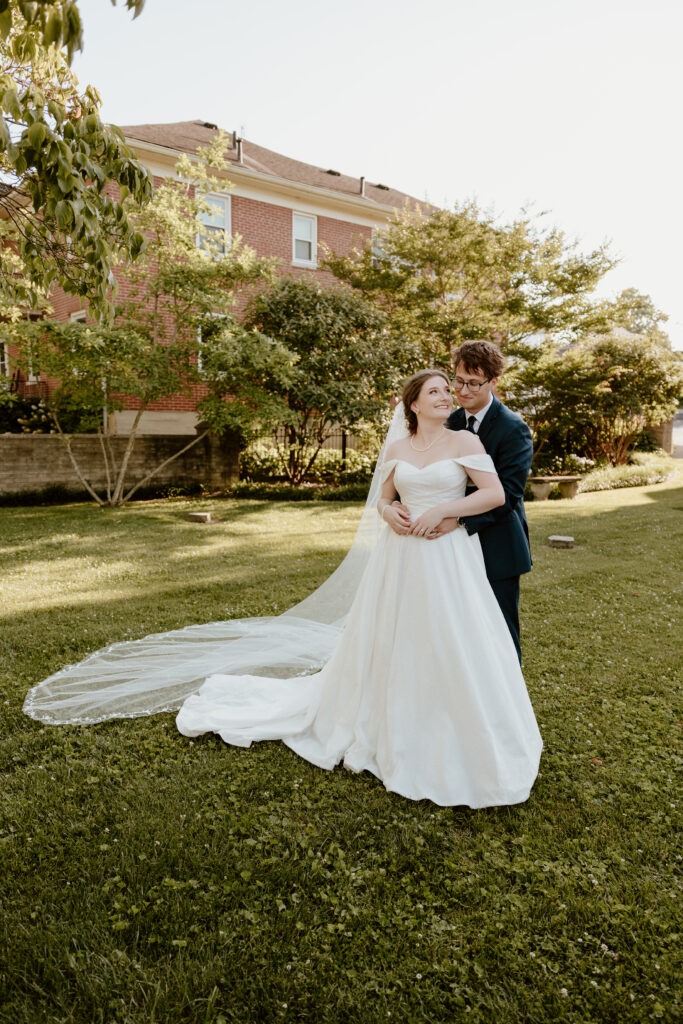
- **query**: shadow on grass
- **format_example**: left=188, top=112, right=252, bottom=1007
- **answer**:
left=642, top=480, right=683, bottom=509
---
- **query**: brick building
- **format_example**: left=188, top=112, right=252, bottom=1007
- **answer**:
left=25, top=119, right=425, bottom=435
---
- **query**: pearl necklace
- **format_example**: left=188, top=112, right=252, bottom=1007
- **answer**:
left=409, top=428, right=446, bottom=452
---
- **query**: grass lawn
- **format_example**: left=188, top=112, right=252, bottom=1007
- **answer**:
left=0, top=475, right=681, bottom=1024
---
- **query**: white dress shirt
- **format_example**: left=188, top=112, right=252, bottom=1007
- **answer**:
left=464, top=394, right=493, bottom=433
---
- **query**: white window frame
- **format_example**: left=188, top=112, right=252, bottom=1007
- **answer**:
left=197, top=193, right=231, bottom=256
left=292, top=212, right=317, bottom=267
left=67, top=311, right=87, bottom=379
left=25, top=351, right=38, bottom=384
left=0, top=340, right=9, bottom=377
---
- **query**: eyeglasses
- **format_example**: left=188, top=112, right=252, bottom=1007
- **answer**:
left=453, top=377, right=491, bottom=393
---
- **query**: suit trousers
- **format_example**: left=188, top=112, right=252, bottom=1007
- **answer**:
left=489, top=576, right=522, bottom=665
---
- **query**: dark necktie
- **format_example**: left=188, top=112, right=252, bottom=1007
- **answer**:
left=466, top=415, right=478, bottom=433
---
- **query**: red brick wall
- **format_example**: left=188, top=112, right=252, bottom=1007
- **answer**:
left=232, top=196, right=371, bottom=285
left=233, top=196, right=291, bottom=262
left=319, top=215, right=372, bottom=266
left=50, top=291, right=85, bottom=321
left=36, top=183, right=376, bottom=424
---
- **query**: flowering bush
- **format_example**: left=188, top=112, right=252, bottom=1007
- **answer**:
left=578, top=452, right=674, bottom=492
left=531, top=453, right=596, bottom=476
left=0, top=383, right=34, bottom=433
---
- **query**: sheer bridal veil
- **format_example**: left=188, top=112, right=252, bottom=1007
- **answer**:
left=23, top=405, right=410, bottom=725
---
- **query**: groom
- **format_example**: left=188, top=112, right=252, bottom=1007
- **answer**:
left=437, top=340, right=533, bottom=663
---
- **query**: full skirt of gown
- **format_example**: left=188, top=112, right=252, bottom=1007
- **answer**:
left=177, top=457, right=543, bottom=807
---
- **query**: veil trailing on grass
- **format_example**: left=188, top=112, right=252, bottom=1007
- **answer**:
left=23, top=406, right=410, bottom=725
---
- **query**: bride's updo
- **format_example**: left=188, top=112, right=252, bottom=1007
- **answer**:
left=402, top=368, right=451, bottom=435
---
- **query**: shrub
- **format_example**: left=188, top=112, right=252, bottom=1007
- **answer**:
left=3, top=396, right=100, bottom=435
left=240, top=442, right=378, bottom=486
left=524, top=452, right=675, bottom=500
left=531, top=452, right=596, bottom=475
left=578, top=452, right=675, bottom=492
left=0, top=385, right=35, bottom=433
left=633, top=430, right=663, bottom=453
left=506, top=333, right=683, bottom=467
left=229, top=481, right=369, bottom=502
left=0, top=481, right=205, bottom=508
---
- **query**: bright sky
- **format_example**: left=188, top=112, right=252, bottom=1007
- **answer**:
left=74, top=0, right=683, bottom=349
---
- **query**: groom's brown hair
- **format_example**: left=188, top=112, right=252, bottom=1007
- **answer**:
left=453, top=340, right=505, bottom=380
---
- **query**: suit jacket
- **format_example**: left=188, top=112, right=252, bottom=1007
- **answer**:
left=446, top=396, right=533, bottom=581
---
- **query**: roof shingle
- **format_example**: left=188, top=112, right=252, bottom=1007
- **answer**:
left=120, top=119, right=424, bottom=210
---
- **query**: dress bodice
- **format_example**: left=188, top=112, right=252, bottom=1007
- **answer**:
left=383, top=456, right=496, bottom=516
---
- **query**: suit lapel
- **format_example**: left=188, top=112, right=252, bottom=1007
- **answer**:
left=449, top=407, right=466, bottom=430
left=476, top=395, right=501, bottom=448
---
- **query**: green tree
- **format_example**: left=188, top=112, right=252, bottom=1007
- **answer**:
left=0, top=0, right=151, bottom=317
left=0, top=2, right=146, bottom=62
left=243, top=277, right=407, bottom=483
left=504, top=333, right=683, bottom=467
left=325, top=203, right=615, bottom=365
left=594, top=287, right=672, bottom=347
left=10, top=138, right=296, bottom=506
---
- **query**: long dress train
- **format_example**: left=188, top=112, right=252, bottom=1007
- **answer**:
left=176, top=456, right=542, bottom=808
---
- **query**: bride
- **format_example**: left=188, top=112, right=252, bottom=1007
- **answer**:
left=24, top=369, right=542, bottom=808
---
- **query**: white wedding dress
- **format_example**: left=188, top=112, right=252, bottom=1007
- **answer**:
left=176, top=456, right=542, bottom=808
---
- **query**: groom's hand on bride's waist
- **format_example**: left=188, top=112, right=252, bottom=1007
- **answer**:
left=426, top=516, right=461, bottom=540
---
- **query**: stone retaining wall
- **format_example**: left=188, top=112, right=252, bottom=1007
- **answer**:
left=0, top=432, right=239, bottom=498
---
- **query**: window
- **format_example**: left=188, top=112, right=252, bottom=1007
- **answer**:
left=292, top=213, right=317, bottom=266
left=197, top=193, right=231, bottom=255
left=0, top=341, right=8, bottom=377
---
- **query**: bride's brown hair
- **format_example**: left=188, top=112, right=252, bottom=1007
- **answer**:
left=402, top=369, right=451, bottom=435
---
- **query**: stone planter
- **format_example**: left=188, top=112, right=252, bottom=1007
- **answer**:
left=557, top=476, right=581, bottom=499
left=528, top=475, right=582, bottom=500
left=528, top=477, right=554, bottom=500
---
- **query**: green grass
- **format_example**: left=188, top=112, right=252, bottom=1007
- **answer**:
left=1, top=478, right=681, bottom=1024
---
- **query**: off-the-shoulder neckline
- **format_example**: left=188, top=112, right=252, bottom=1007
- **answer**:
left=384, top=456, right=491, bottom=471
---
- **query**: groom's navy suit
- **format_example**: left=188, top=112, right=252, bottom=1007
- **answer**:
left=446, top=396, right=533, bottom=662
